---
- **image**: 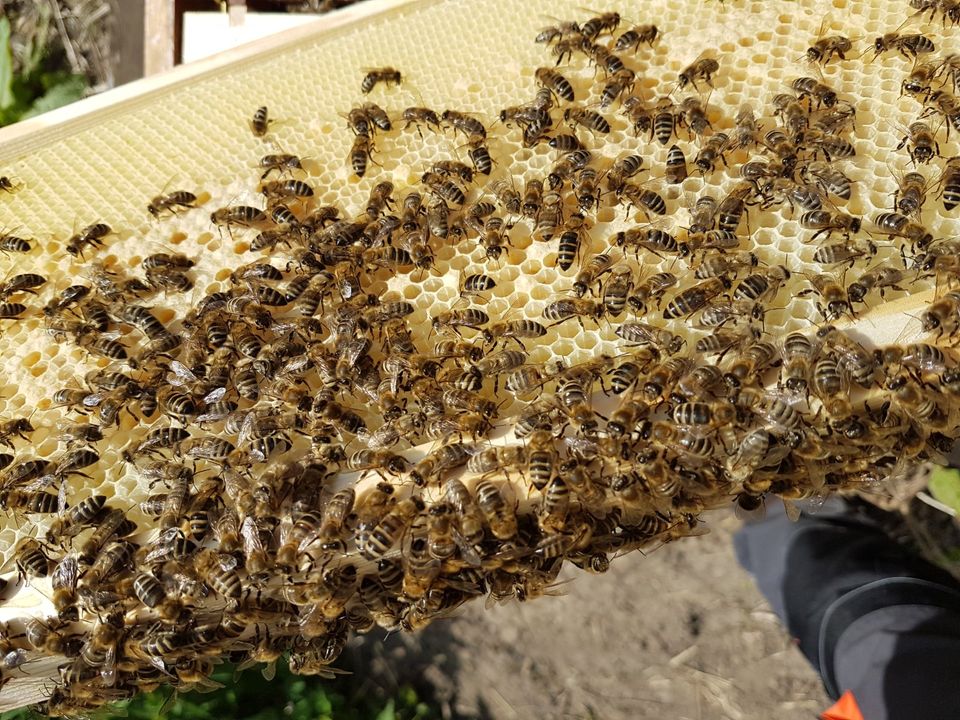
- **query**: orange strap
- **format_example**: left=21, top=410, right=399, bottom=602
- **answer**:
left=821, top=690, right=865, bottom=720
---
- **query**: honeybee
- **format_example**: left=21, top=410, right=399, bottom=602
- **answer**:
left=148, top=191, right=198, bottom=218
left=810, top=355, right=853, bottom=418
left=622, top=95, right=654, bottom=137
left=582, top=11, right=620, bottom=38
left=229, top=517, right=268, bottom=582
left=482, top=318, right=547, bottom=348
left=489, top=179, right=521, bottom=216
left=621, top=183, right=667, bottom=219
left=193, top=549, right=242, bottom=598
left=600, top=67, right=636, bottom=108
left=616, top=24, right=659, bottom=51
left=806, top=19, right=853, bottom=64
left=403, top=106, right=441, bottom=134
left=664, top=144, right=688, bottom=184
left=361, top=66, right=402, bottom=93
left=799, top=273, right=853, bottom=321
left=445, top=478, right=485, bottom=552
left=732, top=104, right=762, bottom=149
left=349, top=134, right=374, bottom=178
left=0, top=176, right=21, bottom=193
left=694, top=133, right=730, bottom=174
left=574, top=167, right=600, bottom=211
left=360, top=101, right=391, bottom=132
left=307, top=487, right=354, bottom=547
left=557, top=211, right=586, bottom=271
left=548, top=148, right=592, bottom=188
left=847, top=266, right=907, bottom=304
left=602, top=266, right=634, bottom=316
left=663, top=278, right=729, bottom=319
left=817, top=326, right=878, bottom=388
left=898, top=120, right=940, bottom=164
left=442, top=109, right=487, bottom=139
left=802, top=161, right=853, bottom=201
left=564, top=106, right=611, bottom=134
left=733, top=265, right=791, bottom=303
left=792, top=76, right=839, bottom=108
left=874, top=31, right=936, bottom=59
left=535, top=67, right=575, bottom=101
left=46, top=494, right=106, bottom=544
left=800, top=209, right=862, bottom=241
left=260, top=178, right=314, bottom=200
left=431, top=308, right=489, bottom=336
left=210, top=205, right=267, bottom=229
left=409, top=443, right=472, bottom=486
left=891, top=169, right=928, bottom=216
left=432, top=161, right=473, bottom=186
left=78, top=507, right=135, bottom=567
left=521, top=179, right=544, bottom=219
left=921, top=291, right=960, bottom=335
left=259, top=153, right=303, bottom=178
left=469, top=139, right=493, bottom=175
left=250, top=106, right=272, bottom=136
left=543, top=297, right=605, bottom=327
left=813, top=238, right=878, bottom=267
left=899, top=58, right=938, bottom=99
left=694, top=251, right=758, bottom=279
left=737, top=388, right=805, bottom=431
left=874, top=211, right=932, bottom=249
left=363, top=497, right=425, bottom=559
left=0, top=231, right=32, bottom=254
left=923, top=90, right=960, bottom=137
left=940, top=156, right=960, bottom=210
left=761, top=177, right=822, bottom=212
left=423, top=171, right=466, bottom=205
left=616, top=321, right=685, bottom=354
left=534, top=20, right=581, bottom=44
left=678, top=52, right=720, bottom=90
left=887, top=374, right=949, bottom=427
left=65, top=222, right=111, bottom=258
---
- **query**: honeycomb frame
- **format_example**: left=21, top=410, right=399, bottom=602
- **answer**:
left=0, top=0, right=955, bottom=710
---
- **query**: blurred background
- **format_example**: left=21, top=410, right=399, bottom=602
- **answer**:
left=3, top=2, right=960, bottom=719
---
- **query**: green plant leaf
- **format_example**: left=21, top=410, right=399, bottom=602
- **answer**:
left=375, top=699, right=397, bottom=720
left=0, top=16, right=14, bottom=110
left=929, top=466, right=960, bottom=515
left=21, top=74, right=86, bottom=119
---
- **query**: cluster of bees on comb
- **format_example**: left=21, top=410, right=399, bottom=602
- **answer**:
left=6, top=1, right=960, bottom=714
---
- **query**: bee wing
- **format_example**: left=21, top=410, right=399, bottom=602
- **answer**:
left=237, top=411, right=259, bottom=448
left=143, top=529, right=182, bottom=564
left=168, top=360, right=199, bottom=385
left=82, top=392, right=105, bottom=408
left=451, top=527, right=482, bottom=567
left=217, top=552, right=239, bottom=572
left=241, top=516, right=265, bottom=556
left=57, top=480, right=68, bottom=516
left=50, top=554, right=78, bottom=591
left=24, top=474, right=57, bottom=493
left=203, top=387, right=227, bottom=405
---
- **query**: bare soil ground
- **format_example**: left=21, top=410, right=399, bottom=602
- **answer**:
left=349, top=512, right=829, bottom=720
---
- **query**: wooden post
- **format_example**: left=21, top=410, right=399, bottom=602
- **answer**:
left=114, top=2, right=145, bottom=84
left=143, top=0, right=176, bottom=76
left=228, top=0, right=248, bottom=27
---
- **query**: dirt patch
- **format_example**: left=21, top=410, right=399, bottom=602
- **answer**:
left=350, top=512, right=828, bottom=720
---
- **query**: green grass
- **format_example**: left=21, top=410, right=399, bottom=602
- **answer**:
left=0, top=661, right=435, bottom=720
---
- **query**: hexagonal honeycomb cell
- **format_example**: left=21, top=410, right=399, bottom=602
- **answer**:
left=0, top=0, right=955, bottom=711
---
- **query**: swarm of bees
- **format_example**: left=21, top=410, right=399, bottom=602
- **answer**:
left=5, top=2, right=960, bottom=715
